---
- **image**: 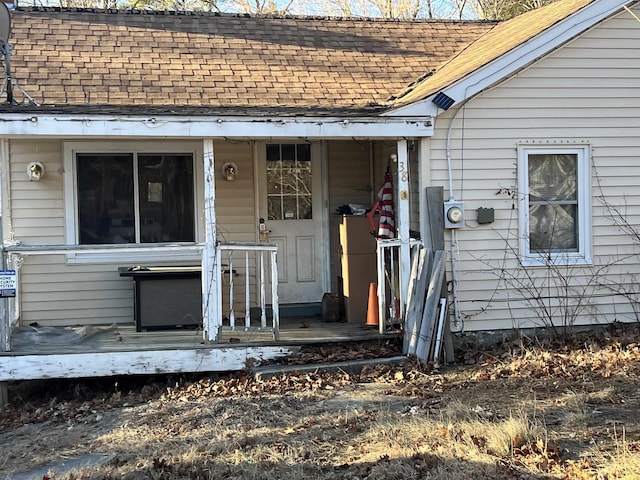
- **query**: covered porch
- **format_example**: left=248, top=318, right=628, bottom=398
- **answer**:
left=0, top=115, right=434, bottom=383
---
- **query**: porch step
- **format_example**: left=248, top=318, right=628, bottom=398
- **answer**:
left=251, top=355, right=407, bottom=381
left=280, top=302, right=322, bottom=318
left=250, top=302, right=322, bottom=320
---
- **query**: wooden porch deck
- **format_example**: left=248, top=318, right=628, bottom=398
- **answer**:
left=0, top=318, right=402, bottom=382
left=5, top=317, right=399, bottom=356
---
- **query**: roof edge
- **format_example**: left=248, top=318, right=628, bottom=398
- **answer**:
left=387, top=0, right=638, bottom=116
left=0, top=113, right=434, bottom=139
left=12, top=6, right=496, bottom=24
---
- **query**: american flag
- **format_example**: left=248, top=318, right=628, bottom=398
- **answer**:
left=376, top=170, right=395, bottom=239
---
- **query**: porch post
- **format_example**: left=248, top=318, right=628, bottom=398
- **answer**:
left=0, top=139, right=10, bottom=354
left=0, top=139, right=8, bottom=409
left=202, top=139, right=222, bottom=342
left=418, top=137, right=432, bottom=250
left=396, top=139, right=411, bottom=315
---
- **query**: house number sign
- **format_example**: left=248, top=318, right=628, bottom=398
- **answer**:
left=0, top=270, right=16, bottom=297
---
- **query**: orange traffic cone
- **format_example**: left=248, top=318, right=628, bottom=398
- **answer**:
left=366, top=283, right=379, bottom=327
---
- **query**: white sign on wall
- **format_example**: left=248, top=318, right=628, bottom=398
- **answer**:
left=0, top=270, right=16, bottom=298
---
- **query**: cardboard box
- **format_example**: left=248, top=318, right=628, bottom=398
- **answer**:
left=341, top=252, right=377, bottom=322
left=339, top=215, right=377, bottom=255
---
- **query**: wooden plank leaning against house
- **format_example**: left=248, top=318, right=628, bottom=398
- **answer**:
left=402, top=186, right=454, bottom=363
left=404, top=247, right=431, bottom=355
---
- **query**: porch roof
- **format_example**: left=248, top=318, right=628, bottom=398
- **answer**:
left=2, top=8, right=495, bottom=117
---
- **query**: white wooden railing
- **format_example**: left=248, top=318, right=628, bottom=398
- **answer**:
left=216, top=241, right=279, bottom=340
left=375, top=238, right=422, bottom=334
left=0, top=241, right=280, bottom=350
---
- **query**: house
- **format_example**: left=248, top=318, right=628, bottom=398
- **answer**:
left=0, top=0, right=638, bottom=384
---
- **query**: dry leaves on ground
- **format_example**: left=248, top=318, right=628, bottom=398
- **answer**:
left=1, top=325, right=640, bottom=479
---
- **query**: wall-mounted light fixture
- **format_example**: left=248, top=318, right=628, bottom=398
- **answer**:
left=222, top=162, right=238, bottom=181
left=27, top=161, right=44, bottom=182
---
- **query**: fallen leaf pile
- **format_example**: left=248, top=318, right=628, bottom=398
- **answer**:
left=2, top=323, right=639, bottom=430
left=463, top=323, right=640, bottom=382
left=161, top=370, right=358, bottom=403
left=267, top=338, right=402, bottom=365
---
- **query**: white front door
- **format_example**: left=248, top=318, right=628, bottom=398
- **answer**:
left=258, top=142, right=325, bottom=304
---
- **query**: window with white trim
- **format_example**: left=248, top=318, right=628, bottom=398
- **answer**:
left=64, top=143, right=202, bottom=263
left=518, top=145, right=591, bottom=265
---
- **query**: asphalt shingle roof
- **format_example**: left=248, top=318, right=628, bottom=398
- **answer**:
left=5, top=8, right=495, bottom=116
left=391, top=0, right=597, bottom=107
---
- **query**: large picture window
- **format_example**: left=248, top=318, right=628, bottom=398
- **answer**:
left=76, top=152, right=195, bottom=245
left=518, top=145, right=591, bottom=265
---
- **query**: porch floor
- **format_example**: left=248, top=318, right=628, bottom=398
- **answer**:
left=5, top=317, right=399, bottom=356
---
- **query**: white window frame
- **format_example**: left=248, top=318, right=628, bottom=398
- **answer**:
left=517, top=144, right=592, bottom=266
left=63, top=141, right=204, bottom=264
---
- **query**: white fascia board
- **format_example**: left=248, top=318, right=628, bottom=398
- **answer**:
left=386, top=0, right=634, bottom=117
left=0, top=346, right=298, bottom=381
left=0, top=114, right=433, bottom=139
left=385, top=98, right=441, bottom=118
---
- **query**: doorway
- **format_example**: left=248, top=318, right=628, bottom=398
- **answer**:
left=257, top=142, right=326, bottom=305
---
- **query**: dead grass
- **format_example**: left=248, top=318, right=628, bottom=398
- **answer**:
left=54, top=400, right=561, bottom=479
left=1, top=326, right=640, bottom=479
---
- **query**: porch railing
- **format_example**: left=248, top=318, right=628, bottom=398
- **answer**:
left=375, top=238, right=422, bottom=334
left=216, top=241, right=279, bottom=341
left=0, top=241, right=280, bottom=351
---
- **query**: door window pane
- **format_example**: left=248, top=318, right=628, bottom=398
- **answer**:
left=267, top=197, right=282, bottom=221
left=266, top=144, right=312, bottom=220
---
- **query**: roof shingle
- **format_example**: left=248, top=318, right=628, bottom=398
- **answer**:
left=6, top=8, right=495, bottom=116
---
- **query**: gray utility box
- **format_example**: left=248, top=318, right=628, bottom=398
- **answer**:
left=119, top=266, right=202, bottom=331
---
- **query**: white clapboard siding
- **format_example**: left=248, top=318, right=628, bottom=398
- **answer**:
left=431, top=7, right=640, bottom=331
left=9, top=140, right=65, bottom=245
left=214, top=141, right=260, bottom=314
left=15, top=255, right=133, bottom=325
left=214, top=141, right=255, bottom=240
left=6, top=140, right=208, bottom=327
left=327, top=140, right=373, bottom=210
left=409, top=152, right=420, bottom=233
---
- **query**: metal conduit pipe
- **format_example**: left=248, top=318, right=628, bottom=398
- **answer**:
left=444, top=102, right=469, bottom=331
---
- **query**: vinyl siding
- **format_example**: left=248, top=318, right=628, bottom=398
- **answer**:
left=214, top=141, right=257, bottom=242
left=7, top=141, right=114, bottom=326
left=15, top=254, right=134, bottom=326
left=6, top=139, right=256, bottom=326
left=9, top=140, right=65, bottom=245
left=430, top=7, right=640, bottom=332
left=409, top=146, right=420, bottom=234
left=214, top=141, right=259, bottom=314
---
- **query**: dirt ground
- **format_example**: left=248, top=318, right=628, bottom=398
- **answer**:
left=1, top=323, right=639, bottom=479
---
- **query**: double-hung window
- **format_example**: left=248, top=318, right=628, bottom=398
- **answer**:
left=518, top=145, right=591, bottom=265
